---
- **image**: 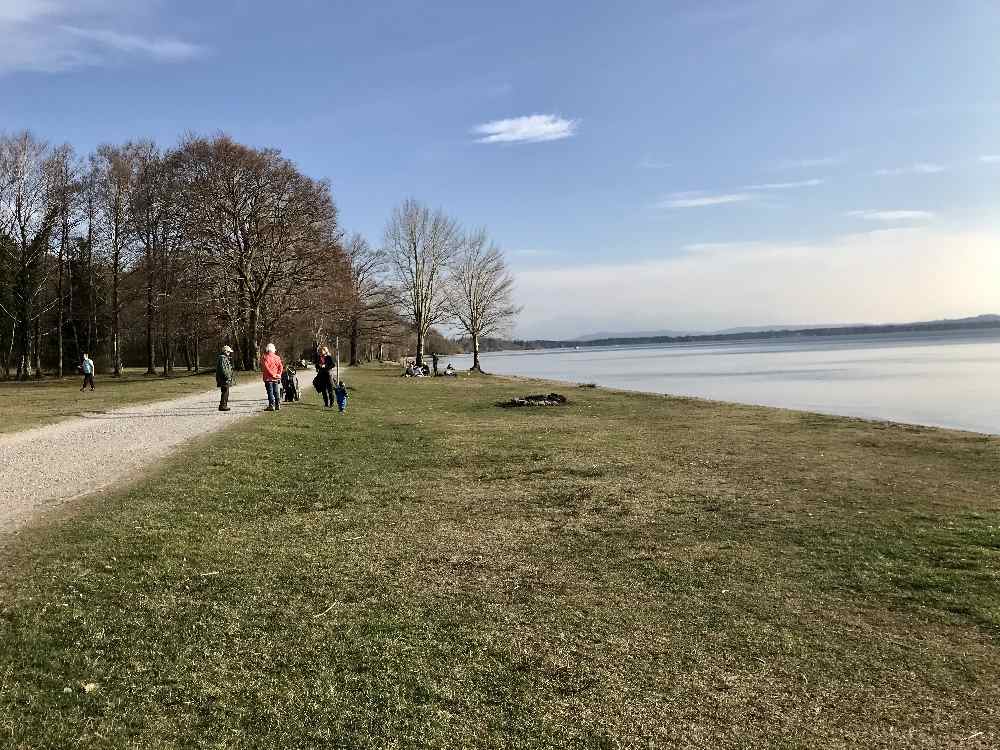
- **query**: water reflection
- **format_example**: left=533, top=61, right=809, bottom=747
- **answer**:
left=446, top=330, right=1000, bottom=434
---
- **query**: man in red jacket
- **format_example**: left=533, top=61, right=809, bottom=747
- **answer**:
left=260, top=343, right=284, bottom=411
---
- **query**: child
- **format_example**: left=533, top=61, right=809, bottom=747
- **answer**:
left=334, top=380, right=348, bottom=413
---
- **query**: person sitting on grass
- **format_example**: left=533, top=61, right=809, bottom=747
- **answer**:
left=216, top=345, right=235, bottom=411
left=261, top=343, right=284, bottom=411
left=334, top=380, right=348, bottom=413
left=80, top=353, right=95, bottom=392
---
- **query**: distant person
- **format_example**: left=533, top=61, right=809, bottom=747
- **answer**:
left=80, top=353, right=95, bottom=392
left=444, top=363, right=457, bottom=377
left=431, top=352, right=439, bottom=376
left=334, top=380, right=348, bottom=413
left=260, top=343, right=284, bottom=411
left=315, top=346, right=335, bottom=408
left=215, top=345, right=235, bottom=411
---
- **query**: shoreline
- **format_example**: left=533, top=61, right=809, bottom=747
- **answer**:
left=466, top=369, right=1000, bottom=438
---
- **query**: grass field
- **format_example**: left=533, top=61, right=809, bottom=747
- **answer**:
left=0, top=369, right=218, bottom=434
left=1, top=366, right=998, bottom=748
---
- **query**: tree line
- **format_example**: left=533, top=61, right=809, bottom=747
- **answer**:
left=0, top=130, right=518, bottom=380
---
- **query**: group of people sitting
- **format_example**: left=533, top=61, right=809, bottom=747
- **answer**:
left=402, top=354, right=457, bottom=378
left=215, top=344, right=348, bottom=413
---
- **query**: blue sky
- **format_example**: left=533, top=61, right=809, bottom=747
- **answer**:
left=2, top=0, right=999, bottom=338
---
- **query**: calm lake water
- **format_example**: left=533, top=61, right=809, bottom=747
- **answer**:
left=445, top=329, right=1000, bottom=435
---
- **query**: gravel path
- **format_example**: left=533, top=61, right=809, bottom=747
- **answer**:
left=0, top=381, right=267, bottom=533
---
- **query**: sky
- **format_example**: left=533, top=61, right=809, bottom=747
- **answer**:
left=2, top=0, right=999, bottom=339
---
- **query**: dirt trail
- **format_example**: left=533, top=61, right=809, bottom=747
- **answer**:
left=0, top=382, right=265, bottom=532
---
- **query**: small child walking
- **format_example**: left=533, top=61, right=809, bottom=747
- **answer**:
left=334, top=380, right=348, bottom=413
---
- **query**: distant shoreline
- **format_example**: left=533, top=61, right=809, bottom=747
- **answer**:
left=485, top=315, right=1000, bottom=353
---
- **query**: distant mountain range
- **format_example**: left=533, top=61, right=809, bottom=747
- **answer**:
left=573, top=315, right=1000, bottom=342
left=472, top=314, right=1000, bottom=353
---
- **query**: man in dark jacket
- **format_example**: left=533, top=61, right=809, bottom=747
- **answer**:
left=216, top=345, right=235, bottom=411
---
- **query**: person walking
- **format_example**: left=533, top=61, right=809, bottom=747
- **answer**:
left=315, top=346, right=335, bottom=408
left=431, top=352, right=439, bottom=376
left=216, top=345, right=235, bottom=411
left=334, top=380, right=348, bottom=413
left=80, top=353, right=95, bottom=392
left=261, top=343, right=284, bottom=411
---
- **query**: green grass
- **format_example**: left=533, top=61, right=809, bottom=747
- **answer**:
left=1, top=366, right=998, bottom=748
left=0, top=369, right=219, bottom=434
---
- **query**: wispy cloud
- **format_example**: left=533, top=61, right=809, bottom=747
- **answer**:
left=638, top=157, right=670, bottom=169
left=472, top=114, right=577, bottom=144
left=873, top=163, right=945, bottom=176
left=0, top=1, right=204, bottom=74
left=846, top=210, right=934, bottom=222
left=658, top=192, right=752, bottom=209
left=981, top=155, right=1000, bottom=164
left=744, top=178, right=825, bottom=190
left=62, top=26, right=202, bottom=62
left=777, top=156, right=842, bottom=169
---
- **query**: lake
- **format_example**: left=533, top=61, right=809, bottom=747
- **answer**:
left=445, top=329, right=1000, bottom=435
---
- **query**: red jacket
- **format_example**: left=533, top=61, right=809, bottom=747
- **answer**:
left=260, top=352, right=284, bottom=381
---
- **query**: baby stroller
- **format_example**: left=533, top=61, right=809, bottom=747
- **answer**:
left=280, top=367, right=301, bottom=403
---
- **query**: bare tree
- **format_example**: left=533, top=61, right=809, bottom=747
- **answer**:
left=91, top=144, right=136, bottom=376
left=0, top=131, right=60, bottom=379
left=447, top=228, right=520, bottom=372
left=383, top=199, right=460, bottom=366
left=49, top=144, right=80, bottom=378
left=335, top=232, right=395, bottom=366
left=178, top=135, right=340, bottom=370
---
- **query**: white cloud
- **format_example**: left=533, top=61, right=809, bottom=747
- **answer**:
left=744, top=178, right=824, bottom=190
left=658, top=192, right=752, bottom=208
left=61, top=26, right=201, bottom=61
left=777, top=156, right=842, bottom=169
left=0, top=1, right=203, bottom=73
left=512, top=228, right=1000, bottom=339
left=873, top=163, right=946, bottom=176
left=846, top=210, right=935, bottom=222
left=981, top=155, right=1000, bottom=164
left=473, top=114, right=577, bottom=144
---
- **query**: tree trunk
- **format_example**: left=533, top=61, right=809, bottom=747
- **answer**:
left=145, top=276, right=156, bottom=375
left=415, top=328, right=424, bottom=366
left=244, top=305, right=260, bottom=370
left=471, top=332, right=482, bottom=372
left=32, top=318, right=42, bottom=379
left=57, top=222, right=66, bottom=378
left=193, top=331, right=200, bottom=372
left=349, top=318, right=360, bottom=366
left=112, top=262, right=121, bottom=376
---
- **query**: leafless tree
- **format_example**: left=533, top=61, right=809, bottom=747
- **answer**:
left=383, top=199, right=460, bottom=366
left=177, top=135, right=340, bottom=370
left=447, top=228, right=520, bottom=372
left=333, top=233, right=395, bottom=366
left=46, top=144, right=80, bottom=378
left=90, top=144, right=137, bottom=376
left=0, top=131, right=60, bottom=379
left=127, top=141, right=190, bottom=375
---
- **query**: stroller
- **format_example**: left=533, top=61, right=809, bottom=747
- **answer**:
left=280, top=367, right=301, bottom=403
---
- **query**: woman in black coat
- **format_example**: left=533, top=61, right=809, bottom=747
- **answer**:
left=315, top=346, right=336, bottom=408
